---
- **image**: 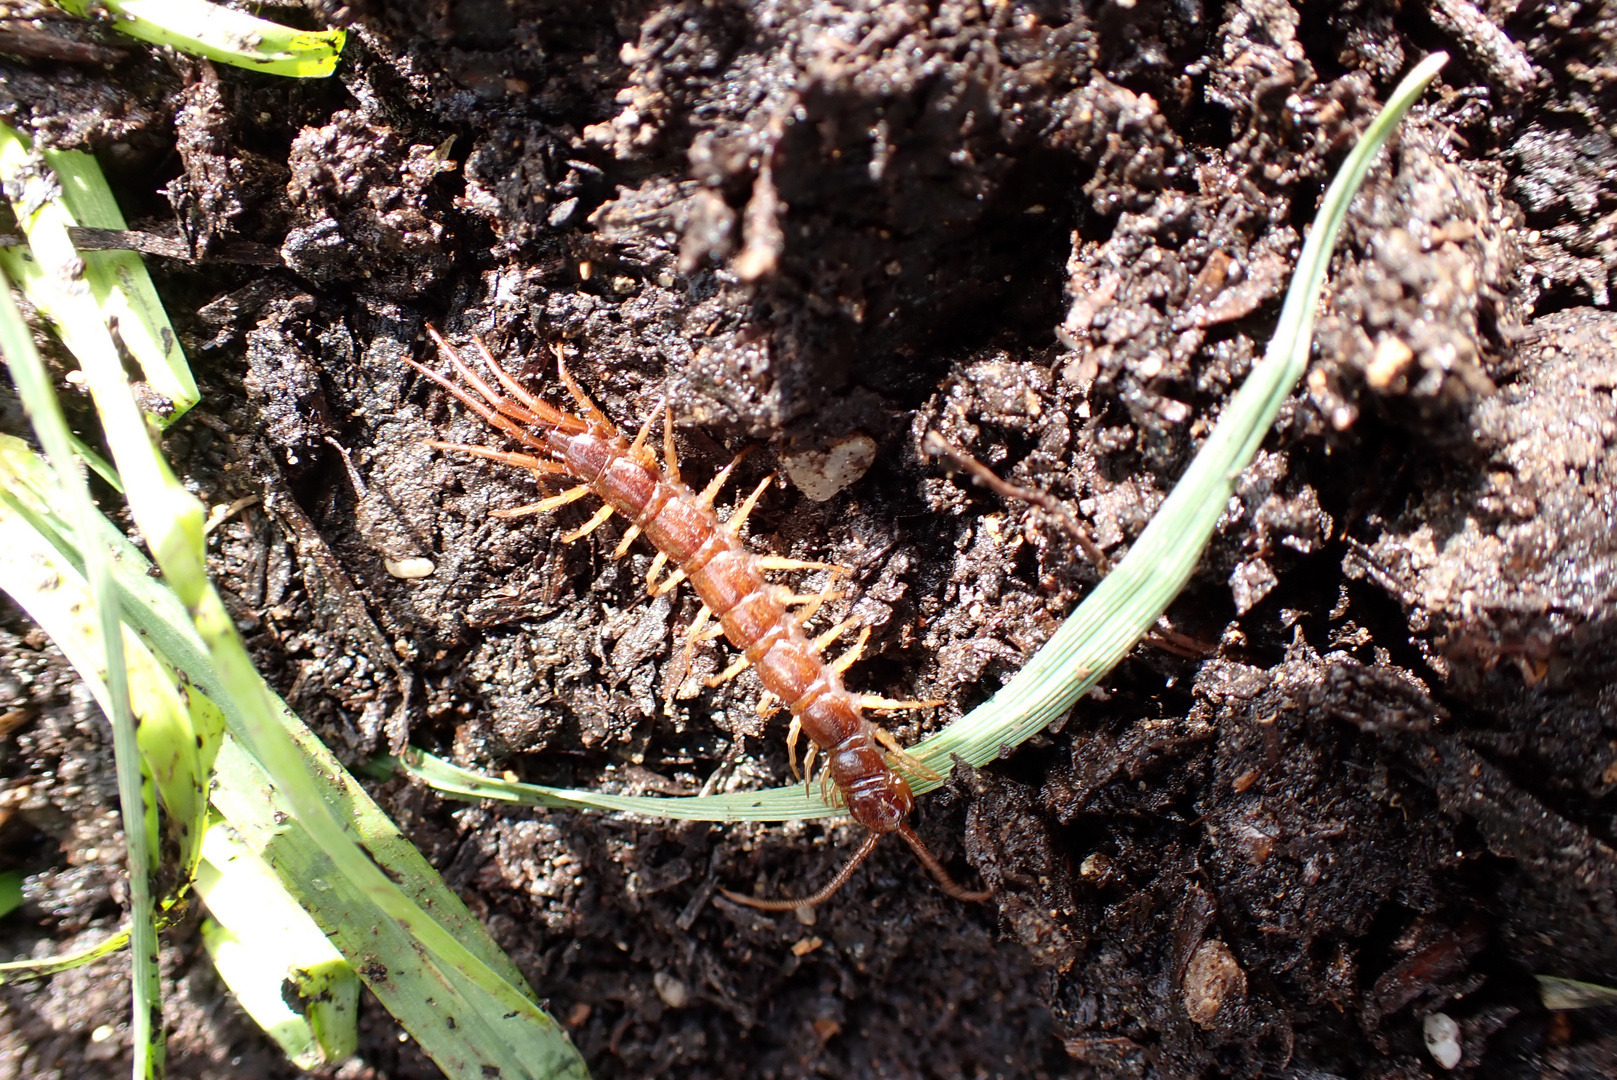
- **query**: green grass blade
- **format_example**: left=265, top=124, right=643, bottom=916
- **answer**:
left=0, top=125, right=197, bottom=426
left=0, top=927, right=132, bottom=983
left=0, top=279, right=163, bottom=1076
left=197, top=821, right=358, bottom=1069
left=1537, top=976, right=1617, bottom=1010
left=0, top=432, right=588, bottom=1078
left=0, top=870, right=22, bottom=919
left=398, top=53, right=1449, bottom=824
left=54, top=0, right=346, bottom=77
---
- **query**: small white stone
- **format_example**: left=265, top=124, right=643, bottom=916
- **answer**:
left=781, top=434, right=878, bottom=501
left=653, top=971, right=690, bottom=1009
left=384, top=556, right=436, bottom=580
left=1423, top=1011, right=1463, bottom=1069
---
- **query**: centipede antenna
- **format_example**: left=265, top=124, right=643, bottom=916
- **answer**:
left=718, top=832, right=881, bottom=912
left=406, top=357, right=551, bottom=453
left=424, top=440, right=559, bottom=472
left=471, top=334, right=547, bottom=416
left=551, top=342, right=614, bottom=430
left=896, top=825, right=992, bottom=903
left=425, top=325, right=542, bottom=427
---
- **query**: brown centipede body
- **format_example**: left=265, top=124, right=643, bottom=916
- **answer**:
left=406, top=326, right=990, bottom=911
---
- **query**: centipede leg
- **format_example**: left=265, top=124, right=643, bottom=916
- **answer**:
left=718, top=832, right=882, bottom=912
left=756, top=556, right=850, bottom=575
left=756, top=691, right=779, bottom=718
left=663, top=605, right=712, bottom=716
left=612, top=524, right=642, bottom=558
left=896, top=825, right=992, bottom=903
left=811, top=616, right=859, bottom=652
left=830, top=626, right=871, bottom=675
left=697, top=450, right=753, bottom=506
left=705, top=653, right=752, bottom=687
left=856, top=694, right=944, bottom=712
left=727, top=474, right=775, bottom=535
left=649, top=568, right=686, bottom=598
left=871, top=726, right=944, bottom=783
left=786, top=714, right=804, bottom=780
left=782, top=587, right=843, bottom=625
left=626, top=401, right=664, bottom=468
left=663, top=405, right=681, bottom=484
left=561, top=503, right=615, bottom=543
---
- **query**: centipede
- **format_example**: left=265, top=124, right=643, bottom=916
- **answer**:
left=405, top=326, right=990, bottom=910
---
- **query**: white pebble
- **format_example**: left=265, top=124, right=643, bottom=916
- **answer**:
left=1423, top=1011, right=1462, bottom=1069
left=653, top=971, right=690, bottom=1009
left=782, top=434, right=877, bottom=501
left=384, top=556, right=436, bottom=579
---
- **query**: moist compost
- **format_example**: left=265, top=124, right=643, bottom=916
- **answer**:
left=2, top=1, right=1616, bottom=1077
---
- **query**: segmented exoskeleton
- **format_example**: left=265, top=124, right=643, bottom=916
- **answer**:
left=406, top=327, right=989, bottom=910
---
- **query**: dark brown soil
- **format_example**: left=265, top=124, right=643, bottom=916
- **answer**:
left=3, top=1, right=1616, bottom=1077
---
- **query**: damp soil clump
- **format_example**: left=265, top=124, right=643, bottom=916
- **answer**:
left=2, top=1, right=1616, bottom=1077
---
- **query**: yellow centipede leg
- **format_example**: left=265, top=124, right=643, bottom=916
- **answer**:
left=697, top=450, right=753, bottom=506
left=830, top=626, right=871, bottom=674
left=873, top=726, right=943, bottom=783
left=856, top=694, right=944, bottom=712
left=812, top=617, right=859, bottom=652
left=551, top=343, right=614, bottom=430
left=787, top=714, right=804, bottom=780
left=727, top=474, right=775, bottom=534
left=612, top=524, right=642, bottom=559
left=663, top=405, right=681, bottom=484
left=705, top=653, right=751, bottom=687
left=560, top=503, right=614, bottom=543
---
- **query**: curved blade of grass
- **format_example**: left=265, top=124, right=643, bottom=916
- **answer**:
left=53, top=0, right=346, bottom=78
left=0, top=433, right=588, bottom=1078
left=0, top=275, right=162, bottom=1076
left=396, top=53, right=1450, bottom=824
left=1536, top=976, right=1617, bottom=1011
left=197, top=820, right=358, bottom=1069
left=0, top=124, right=197, bottom=426
left=0, top=870, right=20, bottom=918
left=0, top=926, right=131, bottom=983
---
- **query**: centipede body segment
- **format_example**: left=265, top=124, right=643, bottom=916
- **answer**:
left=408, top=326, right=990, bottom=910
